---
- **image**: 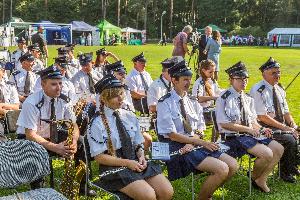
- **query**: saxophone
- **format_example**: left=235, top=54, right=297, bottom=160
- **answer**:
left=59, top=120, right=86, bottom=200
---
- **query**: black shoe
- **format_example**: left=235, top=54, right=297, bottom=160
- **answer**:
left=280, top=174, right=296, bottom=183
left=79, top=187, right=97, bottom=197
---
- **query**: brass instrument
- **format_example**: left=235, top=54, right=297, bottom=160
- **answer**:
left=74, top=98, right=87, bottom=118
left=59, top=120, right=86, bottom=200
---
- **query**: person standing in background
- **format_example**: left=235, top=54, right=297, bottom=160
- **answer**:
left=204, top=30, right=222, bottom=81
left=172, top=25, right=193, bottom=58
left=198, top=26, right=212, bottom=64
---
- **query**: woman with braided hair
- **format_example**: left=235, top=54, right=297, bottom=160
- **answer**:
left=87, top=75, right=173, bottom=200
left=192, top=59, right=222, bottom=125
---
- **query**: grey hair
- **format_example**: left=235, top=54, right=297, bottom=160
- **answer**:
left=182, top=25, right=193, bottom=33
left=205, top=26, right=212, bottom=31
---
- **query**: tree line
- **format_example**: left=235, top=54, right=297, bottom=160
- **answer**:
left=1, top=0, right=300, bottom=38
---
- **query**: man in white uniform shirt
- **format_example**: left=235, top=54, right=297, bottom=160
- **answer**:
left=126, top=52, right=153, bottom=114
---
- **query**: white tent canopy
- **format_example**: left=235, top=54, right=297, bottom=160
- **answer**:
left=267, top=28, right=300, bottom=47
left=121, top=27, right=142, bottom=33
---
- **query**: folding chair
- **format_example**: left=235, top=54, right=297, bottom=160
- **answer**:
left=0, top=140, right=67, bottom=199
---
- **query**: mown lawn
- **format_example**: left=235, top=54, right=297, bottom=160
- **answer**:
left=1, top=44, right=300, bottom=199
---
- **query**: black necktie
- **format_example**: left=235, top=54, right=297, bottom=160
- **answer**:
left=113, top=111, right=135, bottom=159
left=24, top=71, right=31, bottom=96
left=238, top=95, right=248, bottom=126
left=273, top=87, right=284, bottom=123
left=179, top=98, right=192, bottom=134
left=87, top=72, right=95, bottom=94
left=50, top=98, right=58, bottom=143
left=140, top=72, right=149, bottom=93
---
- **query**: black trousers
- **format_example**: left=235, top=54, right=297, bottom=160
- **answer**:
left=17, top=134, right=87, bottom=190
left=132, top=97, right=149, bottom=115
left=272, top=133, right=298, bottom=175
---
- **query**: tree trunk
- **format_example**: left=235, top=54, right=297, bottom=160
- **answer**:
left=2, top=0, right=5, bottom=24
left=117, top=0, right=120, bottom=26
left=101, top=0, right=106, bottom=19
left=169, top=0, right=173, bottom=38
left=136, top=12, right=139, bottom=29
left=124, top=0, right=128, bottom=26
left=191, top=0, right=194, bottom=26
left=144, top=0, right=148, bottom=31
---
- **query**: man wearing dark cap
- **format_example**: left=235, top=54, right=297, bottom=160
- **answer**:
left=216, top=61, right=284, bottom=193
left=250, top=57, right=299, bottom=182
left=11, top=37, right=28, bottom=70
left=31, top=25, right=48, bottom=58
left=126, top=52, right=153, bottom=114
left=28, top=43, right=44, bottom=72
left=57, top=46, right=80, bottom=79
left=71, top=53, right=103, bottom=101
left=33, top=57, right=76, bottom=103
left=147, top=56, right=183, bottom=113
left=16, top=65, right=79, bottom=188
left=157, top=60, right=238, bottom=199
left=9, top=53, right=38, bottom=102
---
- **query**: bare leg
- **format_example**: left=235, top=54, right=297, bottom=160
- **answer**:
left=120, top=180, right=157, bottom=200
left=218, top=153, right=239, bottom=180
left=143, top=131, right=153, bottom=152
left=247, top=143, right=274, bottom=192
left=195, top=157, right=229, bottom=200
left=146, top=174, right=174, bottom=200
left=255, top=141, right=283, bottom=188
left=214, top=71, right=219, bottom=81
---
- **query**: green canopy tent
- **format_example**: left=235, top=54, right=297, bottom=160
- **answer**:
left=97, top=19, right=121, bottom=45
left=198, top=24, right=227, bottom=34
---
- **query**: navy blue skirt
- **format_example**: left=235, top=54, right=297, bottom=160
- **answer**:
left=165, top=140, right=223, bottom=181
left=223, top=135, right=272, bottom=158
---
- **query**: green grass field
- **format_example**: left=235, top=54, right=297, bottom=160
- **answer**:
left=1, top=45, right=300, bottom=199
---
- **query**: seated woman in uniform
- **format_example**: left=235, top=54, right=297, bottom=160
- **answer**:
left=215, top=61, right=284, bottom=193
left=157, top=60, right=238, bottom=200
left=87, top=75, right=173, bottom=200
left=192, top=59, right=222, bottom=125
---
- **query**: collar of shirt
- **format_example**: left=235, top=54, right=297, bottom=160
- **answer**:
left=104, top=105, right=119, bottom=117
left=170, top=89, right=188, bottom=103
left=42, top=90, right=58, bottom=103
left=132, top=68, right=147, bottom=75
left=262, top=79, right=274, bottom=90
left=161, top=75, right=170, bottom=85
left=228, top=86, right=243, bottom=98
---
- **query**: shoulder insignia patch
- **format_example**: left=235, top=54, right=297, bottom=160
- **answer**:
left=158, top=92, right=171, bottom=102
left=58, top=93, right=70, bottom=103
left=257, top=85, right=265, bottom=93
left=12, top=70, right=20, bottom=76
left=221, top=90, right=231, bottom=99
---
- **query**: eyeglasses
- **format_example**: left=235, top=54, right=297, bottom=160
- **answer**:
left=231, top=77, right=248, bottom=81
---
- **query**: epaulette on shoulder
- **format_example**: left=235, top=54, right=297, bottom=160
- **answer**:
left=221, top=90, right=231, bottom=99
left=12, top=70, right=20, bottom=76
left=188, top=95, right=198, bottom=101
left=35, top=96, right=44, bottom=109
left=257, top=85, right=265, bottom=93
left=158, top=92, right=171, bottom=102
left=199, top=79, right=204, bottom=85
left=12, top=50, right=17, bottom=54
left=5, top=81, right=15, bottom=85
left=58, top=93, right=70, bottom=103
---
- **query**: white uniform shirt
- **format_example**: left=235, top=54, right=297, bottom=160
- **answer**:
left=192, top=77, right=222, bottom=108
left=0, top=79, right=19, bottom=104
left=67, top=58, right=81, bottom=78
left=71, top=69, right=103, bottom=100
left=33, top=76, right=77, bottom=103
left=126, top=68, right=153, bottom=94
left=147, top=75, right=171, bottom=107
left=16, top=90, right=76, bottom=138
left=215, top=86, right=257, bottom=133
left=87, top=106, right=144, bottom=157
left=250, top=80, right=289, bottom=118
left=9, top=69, right=39, bottom=96
left=156, top=89, right=206, bottom=138
left=32, top=58, right=44, bottom=72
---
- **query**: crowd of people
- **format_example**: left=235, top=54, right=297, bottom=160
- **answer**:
left=0, top=24, right=299, bottom=200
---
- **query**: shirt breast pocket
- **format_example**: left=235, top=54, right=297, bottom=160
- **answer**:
left=171, top=111, right=182, bottom=124
left=124, top=124, right=138, bottom=140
